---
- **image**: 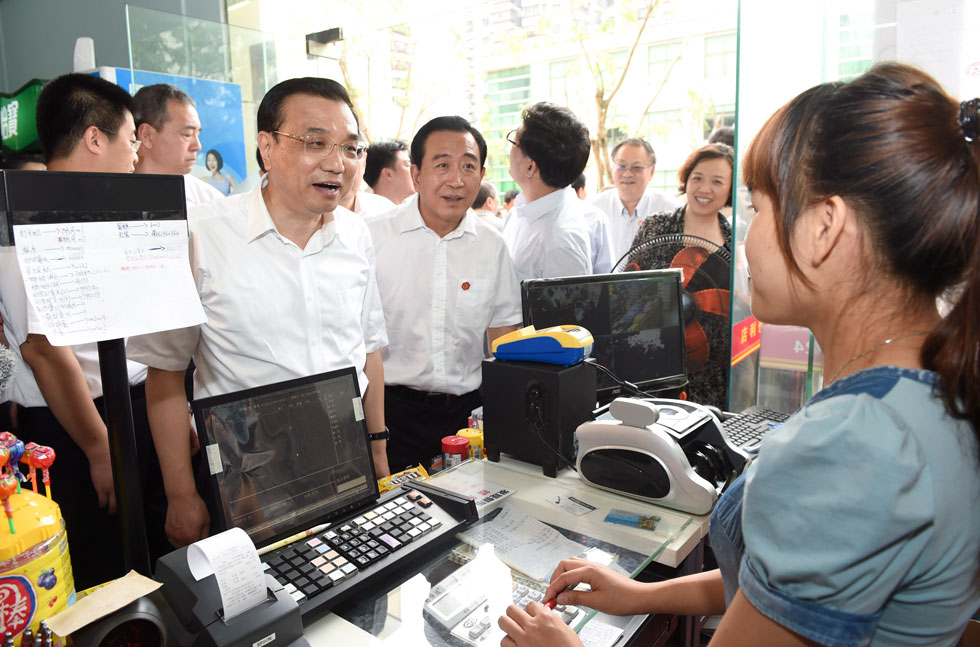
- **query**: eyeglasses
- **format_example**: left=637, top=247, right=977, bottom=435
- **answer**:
left=506, top=129, right=520, bottom=148
left=98, top=127, right=141, bottom=153
left=613, top=162, right=653, bottom=174
left=274, top=130, right=366, bottom=160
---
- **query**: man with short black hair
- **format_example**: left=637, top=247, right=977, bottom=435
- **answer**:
left=129, top=77, right=390, bottom=548
left=132, top=84, right=223, bottom=206
left=0, top=73, right=153, bottom=589
left=471, top=180, right=503, bottom=231
left=502, top=102, right=594, bottom=280
left=364, top=140, right=414, bottom=205
left=340, top=144, right=396, bottom=216
left=367, top=116, right=520, bottom=472
left=590, top=137, right=679, bottom=263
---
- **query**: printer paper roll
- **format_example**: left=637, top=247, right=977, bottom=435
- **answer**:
left=187, top=527, right=267, bottom=620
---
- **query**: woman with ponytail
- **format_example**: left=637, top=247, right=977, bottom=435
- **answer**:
left=499, top=63, right=980, bottom=647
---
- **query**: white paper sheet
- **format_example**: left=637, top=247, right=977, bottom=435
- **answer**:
left=187, top=527, right=267, bottom=620
left=457, top=504, right=587, bottom=581
left=14, top=220, right=205, bottom=346
left=578, top=618, right=624, bottom=647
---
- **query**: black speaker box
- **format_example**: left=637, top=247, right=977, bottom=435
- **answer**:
left=482, top=359, right=596, bottom=477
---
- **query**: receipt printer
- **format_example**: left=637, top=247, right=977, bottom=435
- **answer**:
left=151, top=546, right=309, bottom=647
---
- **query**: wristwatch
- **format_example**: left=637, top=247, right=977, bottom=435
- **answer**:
left=368, top=427, right=390, bottom=442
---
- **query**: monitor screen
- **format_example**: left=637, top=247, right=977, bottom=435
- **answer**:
left=192, top=368, right=378, bottom=546
left=521, top=269, right=687, bottom=402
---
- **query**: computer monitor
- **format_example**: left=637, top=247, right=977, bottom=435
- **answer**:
left=521, top=269, right=688, bottom=403
left=192, top=367, right=378, bottom=546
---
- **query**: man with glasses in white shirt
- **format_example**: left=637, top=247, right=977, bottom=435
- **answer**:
left=590, top=138, right=680, bottom=265
left=128, top=78, right=389, bottom=548
left=502, top=102, right=594, bottom=281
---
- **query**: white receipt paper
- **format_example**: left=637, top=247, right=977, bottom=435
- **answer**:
left=458, top=504, right=588, bottom=581
left=187, top=527, right=267, bottom=620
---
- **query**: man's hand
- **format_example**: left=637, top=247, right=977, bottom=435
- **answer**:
left=543, top=557, right=648, bottom=617
left=85, top=442, right=117, bottom=513
left=498, top=601, right=582, bottom=647
left=372, top=440, right=390, bottom=478
left=165, top=491, right=210, bottom=548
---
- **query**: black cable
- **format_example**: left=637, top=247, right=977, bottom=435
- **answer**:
left=585, top=358, right=689, bottom=400
left=529, top=403, right=577, bottom=472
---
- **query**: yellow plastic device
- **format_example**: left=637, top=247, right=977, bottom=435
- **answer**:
left=491, top=325, right=594, bottom=366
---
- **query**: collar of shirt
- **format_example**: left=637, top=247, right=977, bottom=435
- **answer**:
left=245, top=175, right=343, bottom=252
left=515, top=186, right=574, bottom=223
left=396, top=193, right=478, bottom=241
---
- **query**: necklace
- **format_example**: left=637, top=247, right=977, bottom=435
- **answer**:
left=827, top=331, right=929, bottom=384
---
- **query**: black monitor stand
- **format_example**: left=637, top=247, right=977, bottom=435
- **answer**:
left=1, top=170, right=188, bottom=576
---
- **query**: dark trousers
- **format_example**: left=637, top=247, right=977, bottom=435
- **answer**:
left=385, top=385, right=482, bottom=473
left=17, top=384, right=171, bottom=590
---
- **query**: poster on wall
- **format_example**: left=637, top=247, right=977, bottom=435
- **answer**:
left=97, top=67, right=247, bottom=196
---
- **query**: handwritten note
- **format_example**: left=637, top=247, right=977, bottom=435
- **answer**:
left=13, top=220, right=205, bottom=346
left=187, top=527, right=267, bottom=620
left=457, top=504, right=587, bottom=581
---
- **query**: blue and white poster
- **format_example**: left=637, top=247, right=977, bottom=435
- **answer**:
left=98, top=67, right=246, bottom=194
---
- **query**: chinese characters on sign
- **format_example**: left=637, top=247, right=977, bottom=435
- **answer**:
left=13, top=220, right=206, bottom=346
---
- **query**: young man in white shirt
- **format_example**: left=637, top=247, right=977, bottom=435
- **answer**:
left=502, top=102, right=594, bottom=281
left=132, top=84, right=223, bottom=206
left=589, top=137, right=680, bottom=264
left=0, top=73, right=153, bottom=589
left=366, top=116, right=521, bottom=472
left=128, top=78, right=390, bottom=548
left=471, top=180, right=504, bottom=232
left=364, top=140, right=415, bottom=205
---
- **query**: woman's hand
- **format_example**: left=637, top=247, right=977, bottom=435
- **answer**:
left=544, top=557, right=649, bottom=617
left=498, top=601, right=582, bottom=647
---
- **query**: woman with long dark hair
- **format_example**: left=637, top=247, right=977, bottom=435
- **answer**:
left=500, top=63, right=980, bottom=646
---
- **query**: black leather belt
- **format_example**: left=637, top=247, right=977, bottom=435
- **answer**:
left=386, top=384, right=475, bottom=407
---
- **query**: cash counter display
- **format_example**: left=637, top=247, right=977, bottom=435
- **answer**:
left=329, top=504, right=655, bottom=646
left=193, top=368, right=378, bottom=547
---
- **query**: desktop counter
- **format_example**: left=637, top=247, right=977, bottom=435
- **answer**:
left=303, top=456, right=710, bottom=647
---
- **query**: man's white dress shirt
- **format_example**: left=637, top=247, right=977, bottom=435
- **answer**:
left=366, top=195, right=521, bottom=395
left=582, top=204, right=615, bottom=274
left=501, top=187, right=593, bottom=282
left=183, top=174, right=224, bottom=207
left=590, top=186, right=680, bottom=265
left=473, top=208, right=505, bottom=232
left=351, top=191, right=396, bottom=218
left=128, top=179, right=388, bottom=398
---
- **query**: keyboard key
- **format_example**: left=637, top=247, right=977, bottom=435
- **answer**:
left=341, top=563, right=357, bottom=576
left=290, top=590, right=306, bottom=603
left=379, top=533, right=402, bottom=550
left=328, top=570, right=345, bottom=584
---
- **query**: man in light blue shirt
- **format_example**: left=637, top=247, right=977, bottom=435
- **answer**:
left=501, top=102, right=593, bottom=281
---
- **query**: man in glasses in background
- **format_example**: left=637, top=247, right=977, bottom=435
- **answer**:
left=129, top=78, right=390, bottom=549
left=0, top=73, right=156, bottom=590
left=589, top=137, right=679, bottom=264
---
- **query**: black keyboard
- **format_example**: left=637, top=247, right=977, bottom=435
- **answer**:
left=262, top=484, right=476, bottom=622
left=722, top=406, right=791, bottom=450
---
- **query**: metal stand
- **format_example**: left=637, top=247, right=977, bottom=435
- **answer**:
left=98, top=339, right=151, bottom=576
